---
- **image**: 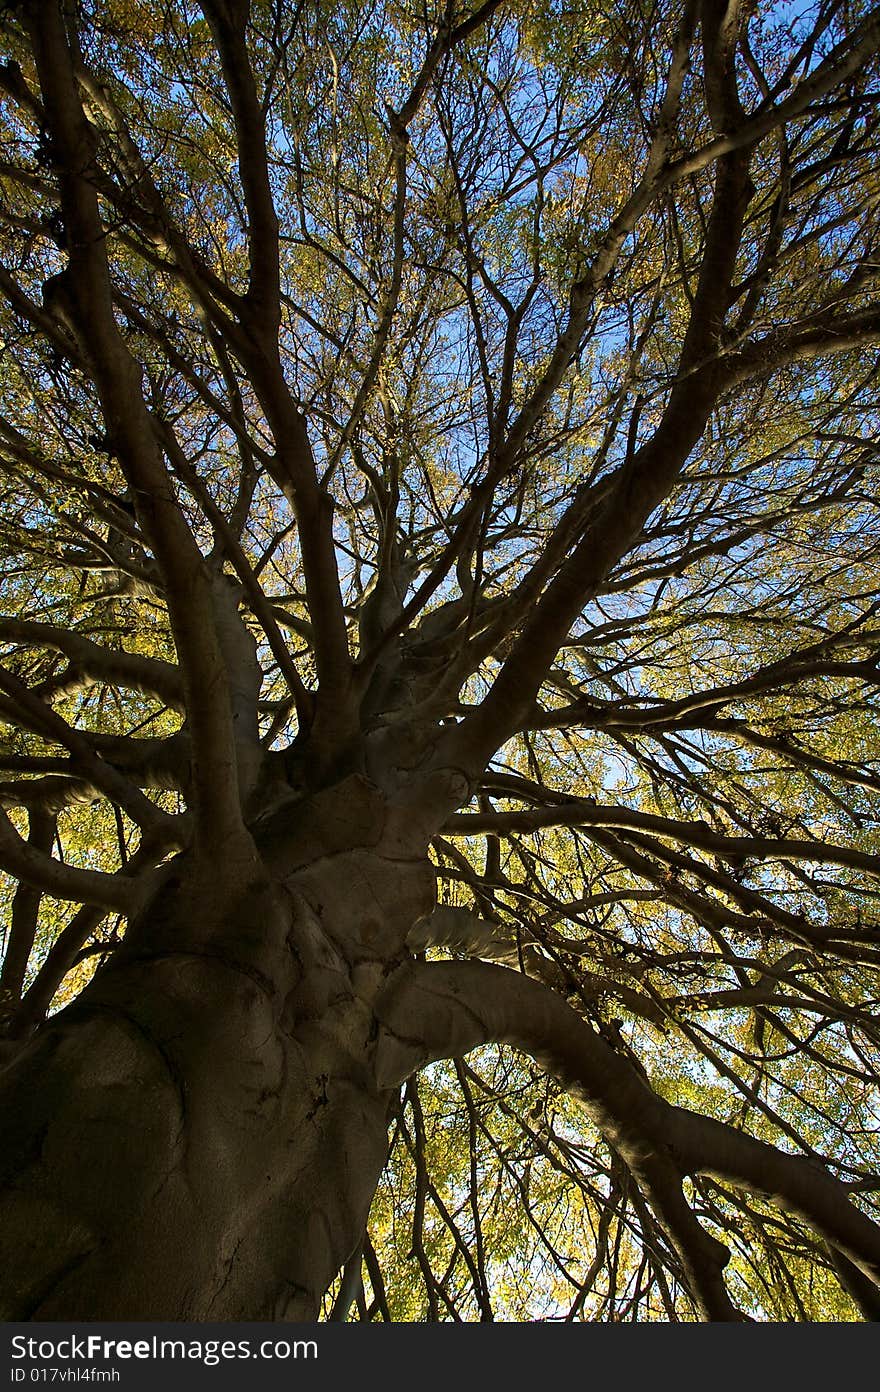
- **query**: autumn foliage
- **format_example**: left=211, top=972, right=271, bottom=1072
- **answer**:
left=1, top=0, right=880, bottom=1320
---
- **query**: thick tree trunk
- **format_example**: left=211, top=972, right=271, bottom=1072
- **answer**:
left=0, top=775, right=436, bottom=1320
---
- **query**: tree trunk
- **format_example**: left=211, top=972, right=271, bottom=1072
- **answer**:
left=0, top=774, right=436, bottom=1320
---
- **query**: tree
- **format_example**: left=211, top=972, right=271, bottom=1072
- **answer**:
left=0, top=0, right=879, bottom=1323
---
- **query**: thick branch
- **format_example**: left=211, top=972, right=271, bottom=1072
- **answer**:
left=27, top=0, right=249, bottom=857
left=0, top=809, right=55, bottom=1001
left=444, top=800, right=880, bottom=880
left=0, top=618, right=183, bottom=712
left=374, top=960, right=880, bottom=1297
left=0, top=805, right=139, bottom=913
left=0, top=664, right=177, bottom=835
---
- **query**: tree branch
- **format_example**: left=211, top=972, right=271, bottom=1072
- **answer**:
left=26, top=0, right=252, bottom=857
left=0, top=805, right=139, bottom=913
left=375, top=959, right=880, bottom=1301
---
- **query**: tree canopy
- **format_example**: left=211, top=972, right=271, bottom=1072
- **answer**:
left=2, top=0, right=880, bottom=1322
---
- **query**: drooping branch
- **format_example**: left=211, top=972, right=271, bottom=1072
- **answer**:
left=0, top=804, right=140, bottom=913
left=374, top=959, right=880, bottom=1302
left=444, top=799, right=880, bottom=880
left=0, top=665, right=178, bottom=835
left=2, top=835, right=164, bottom=1043
left=0, top=618, right=184, bottom=712
left=527, top=654, right=880, bottom=733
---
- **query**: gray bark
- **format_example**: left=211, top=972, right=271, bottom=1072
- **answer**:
left=0, top=775, right=435, bottom=1320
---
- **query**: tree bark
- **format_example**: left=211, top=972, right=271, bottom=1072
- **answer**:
left=0, top=774, right=435, bottom=1320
